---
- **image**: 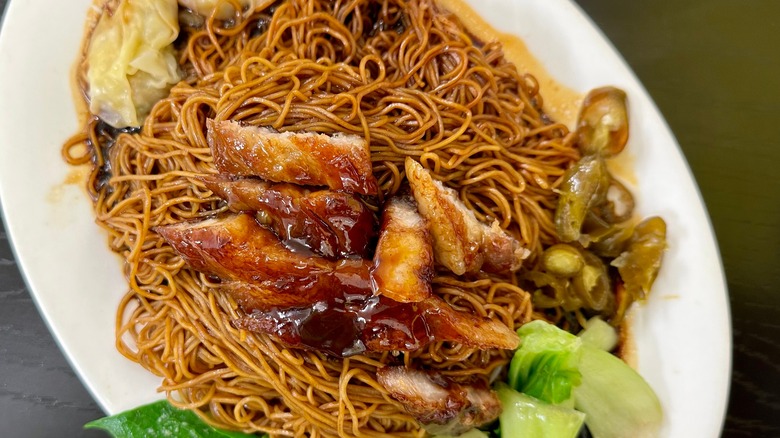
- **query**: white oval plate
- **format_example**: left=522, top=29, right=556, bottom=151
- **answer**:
left=0, top=0, right=730, bottom=436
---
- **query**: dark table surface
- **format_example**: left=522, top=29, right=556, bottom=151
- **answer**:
left=1, top=0, right=778, bottom=437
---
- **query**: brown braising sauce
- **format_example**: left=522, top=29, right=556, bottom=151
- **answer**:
left=203, top=179, right=378, bottom=259
left=236, top=288, right=444, bottom=357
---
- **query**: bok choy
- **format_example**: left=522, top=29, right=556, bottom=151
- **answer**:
left=504, top=320, right=662, bottom=438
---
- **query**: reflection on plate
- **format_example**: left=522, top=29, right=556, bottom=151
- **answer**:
left=0, top=0, right=730, bottom=436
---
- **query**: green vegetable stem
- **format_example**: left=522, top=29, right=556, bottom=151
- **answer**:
left=497, top=384, right=586, bottom=438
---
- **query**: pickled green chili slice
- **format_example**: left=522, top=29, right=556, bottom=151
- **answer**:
left=594, top=178, right=635, bottom=224
left=542, top=244, right=585, bottom=278
left=611, top=216, right=667, bottom=301
left=576, top=87, right=629, bottom=158
left=571, top=249, right=613, bottom=313
left=588, top=221, right=636, bottom=258
left=554, top=155, right=610, bottom=242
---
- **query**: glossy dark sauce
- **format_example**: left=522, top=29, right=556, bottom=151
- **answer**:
left=236, top=288, right=439, bottom=357
left=365, top=0, right=406, bottom=36
left=88, top=120, right=139, bottom=200
left=202, top=177, right=377, bottom=259
left=263, top=186, right=377, bottom=259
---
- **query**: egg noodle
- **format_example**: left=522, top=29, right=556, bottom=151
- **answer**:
left=62, top=0, right=581, bottom=435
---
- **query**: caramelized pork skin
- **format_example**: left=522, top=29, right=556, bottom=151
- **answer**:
left=370, top=194, right=433, bottom=302
left=234, top=291, right=520, bottom=357
left=216, top=257, right=369, bottom=311
left=376, top=367, right=502, bottom=435
left=207, top=119, right=378, bottom=195
left=200, top=175, right=376, bottom=258
left=405, top=157, right=482, bottom=275
left=153, top=214, right=371, bottom=308
left=405, top=157, right=528, bottom=275
left=482, top=220, right=530, bottom=273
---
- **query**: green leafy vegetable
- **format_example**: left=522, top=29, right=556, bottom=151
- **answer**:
left=496, top=384, right=585, bottom=438
left=577, top=316, right=619, bottom=352
left=85, top=400, right=257, bottom=438
left=508, top=320, right=662, bottom=438
left=434, top=428, right=490, bottom=438
left=508, top=320, right=583, bottom=404
left=574, top=346, right=663, bottom=438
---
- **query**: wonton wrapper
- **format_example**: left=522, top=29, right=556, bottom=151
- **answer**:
left=178, top=0, right=261, bottom=20
left=86, top=0, right=181, bottom=128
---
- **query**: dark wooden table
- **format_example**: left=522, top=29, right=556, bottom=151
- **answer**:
left=1, top=1, right=778, bottom=436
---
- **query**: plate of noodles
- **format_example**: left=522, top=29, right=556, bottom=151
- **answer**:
left=0, top=0, right=730, bottom=437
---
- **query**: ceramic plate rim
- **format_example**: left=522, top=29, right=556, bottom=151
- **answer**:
left=0, top=0, right=731, bottom=436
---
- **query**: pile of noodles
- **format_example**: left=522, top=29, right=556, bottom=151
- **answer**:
left=63, top=0, right=581, bottom=436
